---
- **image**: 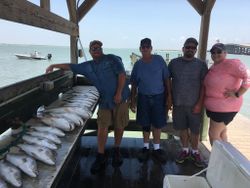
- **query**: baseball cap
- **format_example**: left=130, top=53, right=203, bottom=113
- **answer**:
left=184, top=37, right=198, bottom=46
left=89, top=40, right=103, bottom=48
left=140, top=38, right=152, bottom=47
left=210, top=43, right=226, bottom=52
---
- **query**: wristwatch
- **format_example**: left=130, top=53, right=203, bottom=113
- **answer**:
left=235, top=91, right=240, bottom=98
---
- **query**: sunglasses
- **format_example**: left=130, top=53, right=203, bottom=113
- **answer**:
left=90, top=47, right=102, bottom=52
left=211, top=50, right=223, bottom=55
left=184, top=46, right=197, bottom=50
left=141, top=45, right=151, bottom=49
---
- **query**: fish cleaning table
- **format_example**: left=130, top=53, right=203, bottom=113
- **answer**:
left=20, top=86, right=99, bottom=188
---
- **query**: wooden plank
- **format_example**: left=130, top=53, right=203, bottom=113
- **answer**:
left=67, top=0, right=77, bottom=22
left=0, top=70, right=70, bottom=104
left=197, top=0, right=216, bottom=141
left=0, top=0, right=78, bottom=36
left=67, top=0, right=78, bottom=64
left=0, top=71, right=73, bottom=134
left=187, top=0, right=204, bottom=15
left=77, top=0, right=98, bottom=21
left=40, top=0, right=50, bottom=11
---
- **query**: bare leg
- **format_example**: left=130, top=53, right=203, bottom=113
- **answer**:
left=143, top=131, right=150, bottom=144
left=220, top=127, right=228, bottom=142
left=209, top=119, right=226, bottom=145
left=180, top=129, right=189, bottom=148
left=190, top=133, right=199, bottom=150
left=114, top=128, right=124, bottom=147
left=152, top=128, right=161, bottom=144
left=97, top=127, right=108, bottom=153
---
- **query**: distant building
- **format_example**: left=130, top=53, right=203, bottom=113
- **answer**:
left=225, top=43, right=250, bottom=55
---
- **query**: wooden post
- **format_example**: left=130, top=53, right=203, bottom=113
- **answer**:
left=197, top=0, right=216, bottom=141
left=67, top=0, right=78, bottom=64
left=40, top=0, right=50, bottom=11
left=188, top=0, right=216, bottom=141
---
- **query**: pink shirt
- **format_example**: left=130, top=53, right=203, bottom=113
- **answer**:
left=204, top=59, right=250, bottom=112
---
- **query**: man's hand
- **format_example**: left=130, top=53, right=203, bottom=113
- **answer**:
left=192, top=103, right=202, bottom=114
left=46, top=65, right=54, bottom=74
left=130, top=100, right=136, bottom=113
left=114, top=93, right=122, bottom=104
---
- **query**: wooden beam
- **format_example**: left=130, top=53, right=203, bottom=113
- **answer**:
left=67, top=0, right=78, bottom=64
left=77, top=0, right=98, bottom=21
left=197, top=0, right=216, bottom=60
left=67, top=0, right=77, bottom=22
left=187, top=0, right=204, bottom=15
left=40, top=0, right=50, bottom=11
left=0, top=0, right=78, bottom=36
left=197, top=0, right=216, bottom=141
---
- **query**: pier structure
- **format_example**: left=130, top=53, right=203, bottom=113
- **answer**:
left=225, top=43, right=250, bottom=55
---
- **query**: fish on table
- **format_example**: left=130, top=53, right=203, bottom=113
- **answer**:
left=6, top=153, right=38, bottom=178
left=18, top=143, right=56, bottom=166
left=0, top=160, right=22, bottom=187
left=22, top=135, right=57, bottom=150
left=26, top=130, right=61, bottom=144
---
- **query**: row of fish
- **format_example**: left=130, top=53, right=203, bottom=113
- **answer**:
left=0, top=86, right=99, bottom=187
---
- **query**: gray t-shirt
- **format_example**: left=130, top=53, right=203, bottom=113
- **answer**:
left=168, top=57, right=208, bottom=106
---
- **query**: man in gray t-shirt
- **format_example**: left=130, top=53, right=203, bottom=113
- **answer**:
left=168, top=37, right=208, bottom=168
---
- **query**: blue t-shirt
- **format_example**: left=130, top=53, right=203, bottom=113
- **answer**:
left=130, top=55, right=169, bottom=95
left=69, top=54, right=130, bottom=109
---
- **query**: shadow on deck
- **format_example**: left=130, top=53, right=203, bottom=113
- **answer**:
left=72, top=136, right=205, bottom=188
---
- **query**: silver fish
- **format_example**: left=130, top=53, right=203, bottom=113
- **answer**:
left=0, top=178, right=8, bottom=188
left=27, top=131, right=61, bottom=144
left=22, top=135, right=57, bottom=150
left=0, top=160, right=22, bottom=187
left=50, top=113, right=84, bottom=126
left=18, top=143, right=55, bottom=165
left=30, top=126, right=65, bottom=137
left=40, top=116, right=75, bottom=131
left=6, top=153, right=38, bottom=178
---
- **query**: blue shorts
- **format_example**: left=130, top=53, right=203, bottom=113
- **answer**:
left=136, top=93, right=166, bottom=131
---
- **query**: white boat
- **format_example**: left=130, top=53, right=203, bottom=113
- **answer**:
left=15, top=51, right=52, bottom=60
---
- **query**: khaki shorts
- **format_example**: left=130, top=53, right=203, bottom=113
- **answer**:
left=97, top=102, right=129, bottom=129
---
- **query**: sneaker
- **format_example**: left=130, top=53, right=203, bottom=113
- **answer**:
left=90, top=153, right=106, bottom=174
left=152, top=149, right=167, bottom=163
left=190, top=152, right=206, bottom=168
left=138, top=147, right=150, bottom=162
left=175, top=150, right=190, bottom=164
left=112, top=147, right=123, bottom=167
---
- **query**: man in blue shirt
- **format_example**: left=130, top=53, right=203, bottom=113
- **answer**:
left=130, top=38, right=171, bottom=163
left=46, top=40, right=130, bottom=174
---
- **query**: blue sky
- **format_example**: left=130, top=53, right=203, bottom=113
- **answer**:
left=0, top=0, right=250, bottom=49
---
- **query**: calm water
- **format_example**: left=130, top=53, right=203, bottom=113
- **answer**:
left=0, top=44, right=249, bottom=118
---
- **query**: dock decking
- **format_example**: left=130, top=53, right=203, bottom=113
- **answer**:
left=203, top=113, right=250, bottom=160
left=72, top=136, right=206, bottom=188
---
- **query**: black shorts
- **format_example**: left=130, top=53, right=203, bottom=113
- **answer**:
left=206, top=110, right=237, bottom=125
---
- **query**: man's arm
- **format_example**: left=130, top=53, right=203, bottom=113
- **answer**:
left=114, top=72, right=126, bottom=104
left=165, top=78, right=172, bottom=111
left=193, top=82, right=205, bottom=113
left=130, top=83, right=137, bottom=113
left=46, top=63, right=71, bottom=74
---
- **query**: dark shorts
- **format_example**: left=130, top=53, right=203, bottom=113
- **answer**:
left=173, top=106, right=201, bottom=134
left=206, top=110, right=237, bottom=125
left=137, top=93, right=166, bottom=131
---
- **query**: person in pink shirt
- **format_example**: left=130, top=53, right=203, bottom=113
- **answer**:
left=204, top=43, right=250, bottom=145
